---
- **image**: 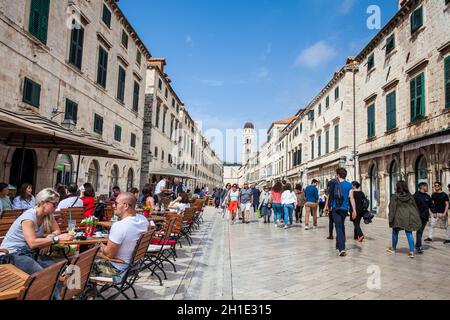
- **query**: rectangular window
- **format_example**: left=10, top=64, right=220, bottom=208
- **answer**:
left=386, top=91, right=397, bottom=130
left=97, top=46, right=108, bottom=88
left=326, top=96, right=330, bottom=108
left=136, top=49, right=142, bottom=66
left=158, top=79, right=162, bottom=90
left=334, top=125, right=339, bottom=151
left=325, top=130, right=330, bottom=154
left=94, top=114, right=103, bottom=134
left=386, top=34, right=395, bottom=55
left=318, top=104, right=322, bottom=115
left=133, top=81, right=139, bottom=112
left=311, top=139, right=314, bottom=160
left=102, top=3, right=112, bottom=28
left=308, top=110, right=315, bottom=121
left=176, top=103, right=180, bottom=113
left=68, top=25, right=84, bottom=70
left=172, top=99, right=175, bottom=108
left=445, top=56, right=450, bottom=108
left=155, top=105, right=160, bottom=128
left=130, top=133, right=136, bottom=148
left=64, top=99, right=78, bottom=125
left=411, top=6, right=423, bottom=34
left=367, top=104, right=376, bottom=138
left=117, top=66, right=126, bottom=102
left=22, top=78, right=41, bottom=108
left=368, top=54, right=375, bottom=71
left=165, top=88, right=168, bottom=99
left=317, top=135, right=322, bottom=157
left=29, top=0, right=50, bottom=44
left=410, top=72, right=425, bottom=121
left=121, top=30, right=128, bottom=49
left=114, top=125, right=122, bottom=142
left=162, top=110, right=167, bottom=133
left=335, top=86, right=339, bottom=100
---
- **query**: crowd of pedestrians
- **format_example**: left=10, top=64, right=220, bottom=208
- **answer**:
left=216, top=168, right=450, bottom=259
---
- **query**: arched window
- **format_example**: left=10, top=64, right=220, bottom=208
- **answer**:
left=126, top=168, right=134, bottom=191
left=55, top=154, right=73, bottom=186
left=389, top=160, right=399, bottom=196
left=110, top=164, right=119, bottom=191
left=87, top=160, right=99, bottom=191
left=415, top=155, right=428, bottom=190
left=369, top=164, right=379, bottom=212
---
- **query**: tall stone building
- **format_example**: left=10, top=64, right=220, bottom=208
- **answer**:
left=0, top=0, right=150, bottom=195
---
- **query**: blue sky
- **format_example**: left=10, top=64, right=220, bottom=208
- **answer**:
left=120, top=0, right=398, bottom=162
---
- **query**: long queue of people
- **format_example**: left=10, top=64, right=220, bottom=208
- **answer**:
left=216, top=168, right=450, bottom=259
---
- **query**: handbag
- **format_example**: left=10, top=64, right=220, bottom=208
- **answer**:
left=255, top=209, right=261, bottom=219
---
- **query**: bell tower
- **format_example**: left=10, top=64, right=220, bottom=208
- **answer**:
left=242, top=122, right=255, bottom=164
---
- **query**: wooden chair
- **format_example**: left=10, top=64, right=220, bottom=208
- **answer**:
left=0, top=209, right=24, bottom=219
left=104, top=205, right=114, bottom=221
left=18, top=260, right=67, bottom=300
left=0, top=218, right=15, bottom=247
left=60, top=247, right=100, bottom=300
left=58, top=207, right=85, bottom=231
left=89, top=231, right=154, bottom=300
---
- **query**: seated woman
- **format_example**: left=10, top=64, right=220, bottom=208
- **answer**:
left=80, top=183, right=96, bottom=218
left=168, top=193, right=191, bottom=214
left=2, top=188, right=74, bottom=275
left=13, top=183, right=36, bottom=210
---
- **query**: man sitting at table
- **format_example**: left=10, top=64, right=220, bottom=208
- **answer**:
left=56, top=183, right=83, bottom=210
left=1, top=188, right=74, bottom=274
left=91, top=192, right=149, bottom=279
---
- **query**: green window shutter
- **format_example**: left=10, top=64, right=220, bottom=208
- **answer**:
left=117, top=66, right=126, bottom=102
left=23, top=78, right=41, bottom=108
left=410, top=73, right=425, bottom=121
left=64, top=99, right=78, bottom=124
left=411, top=6, right=423, bottom=34
left=133, top=81, right=139, bottom=112
left=29, top=0, right=50, bottom=44
left=367, top=104, right=375, bottom=138
left=445, top=56, right=450, bottom=108
left=69, top=25, right=84, bottom=69
left=386, top=91, right=396, bottom=130
left=410, top=76, right=416, bottom=121
left=311, top=139, right=314, bottom=160
left=334, top=125, right=339, bottom=151
left=318, top=135, right=322, bottom=157
left=326, top=96, right=330, bottom=108
left=97, top=47, right=108, bottom=87
left=114, top=125, right=122, bottom=142
left=155, top=106, right=160, bottom=128
left=131, top=133, right=136, bottom=148
left=325, top=130, right=330, bottom=154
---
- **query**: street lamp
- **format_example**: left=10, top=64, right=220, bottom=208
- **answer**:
left=339, top=156, right=347, bottom=168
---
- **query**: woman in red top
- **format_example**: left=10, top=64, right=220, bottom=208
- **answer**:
left=80, top=183, right=96, bottom=218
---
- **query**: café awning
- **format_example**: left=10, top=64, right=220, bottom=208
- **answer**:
left=150, top=167, right=197, bottom=180
left=0, top=108, right=137, bottom=161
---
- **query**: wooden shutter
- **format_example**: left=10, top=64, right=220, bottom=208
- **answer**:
left=445, top=56, right=450, bottom=108
left=334, top=125, right=339, bottom=151
left=386, top=91, right=396, bottom=130
left=97, top=47, right=108, bottom=87
left=69, top=26, right=84, bottom=69
left=367, top=104, right=375, bottom=138
left=29, top=0, right=50, bottom=44
left=133, top=81, right=139, bottom=112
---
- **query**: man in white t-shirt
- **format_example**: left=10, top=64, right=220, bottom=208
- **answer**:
left=56, top=183, right=83, bottom=210
left=91, top=193, right=149, bottom=278
left=154, top=178, right=168, bottom=204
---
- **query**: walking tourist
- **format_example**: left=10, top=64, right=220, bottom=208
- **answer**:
left=414, top=182, right=434, bottom=254
left=294, top=184, right=305, bottom=224
left=324, top=175, right=338, bottom=240
left=328, top=168, right=353, bottom=257
left=0, top=182, right=13, bottom=211
left=271, top=181, right=284, bottom=227
left=221, top=183, right=231, bottom=218
left=91, top=193, right=149, bottom=279
left=387, top=181, right=422, bottom=259
left=349, top=181, right=366, bottom=242
left=226, top=184, right=240, bottom=225
left=304, top=179, right=319, bottom=230
left=240, top=182, right=253, bottom=224
left=259, top=185, right=272, bottom=223
left=2, top=188, right=75, bottom=275
left=318, top=189, right=327, bottom=217
left=57, top=183, right=83, bottom=210
left=425, top=182, right=450, bottom=244
left=251, top=184, right=261, bottom=213
left=80, top=183, right=96, bottom=218
left=281, top=184, right=297, bottom=229
left=13, top=183, right=35, bottom=210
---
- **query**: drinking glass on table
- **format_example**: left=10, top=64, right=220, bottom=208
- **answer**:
left=68, top=220, right=76, bottom=234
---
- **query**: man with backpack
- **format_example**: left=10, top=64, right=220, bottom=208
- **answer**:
left=414, top=182, right=434, bottom=254
left=328, top=168, right=353, bottom=257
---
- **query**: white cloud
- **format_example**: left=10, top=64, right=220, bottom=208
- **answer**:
left=295, top=41, right=337, bottom=69
left=185, top=35, right=194, bottom=48
left=339, top=0, right=356, bottom=14
left=257, top=67, right=269, bottom=79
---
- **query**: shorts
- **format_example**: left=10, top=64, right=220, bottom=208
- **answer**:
left=241, top=203, right=252, bottom=212
left=91, top=258, right=123, bottom=280
left=228, top=201, right=238, bottom=212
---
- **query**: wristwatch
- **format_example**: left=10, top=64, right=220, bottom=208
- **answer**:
left=51, top=235, right=60, bottom=245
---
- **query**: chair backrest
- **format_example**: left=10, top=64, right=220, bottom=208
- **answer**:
left=132, top=231, right=155, bottom=264
left=104, top=205, right=114, bottom=221
left=0, top=209, right=24, bottom=219
left=165, top=213, right=183, bottom=234
left=58, top=207, right=85, bottom=231
left=161, top=218, right=177, bottom=241
left=60, top=246, right=100, bottom=300
left=18, top=260, right=67, bottom=300
left=0, top=218, right=15, bottom=246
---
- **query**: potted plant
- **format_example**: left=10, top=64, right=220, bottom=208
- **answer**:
left=142, top=204, right=153, bottom=217
left=81, top=216, right=99, bottom=237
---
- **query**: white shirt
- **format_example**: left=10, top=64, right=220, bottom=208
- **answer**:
left=108, top=214, right=149, bottom=271
left=154, top=180, right=166, bottom=195
left=281, top=191, right=297, bottom=205
left=57, top=196, right=83, bottom=211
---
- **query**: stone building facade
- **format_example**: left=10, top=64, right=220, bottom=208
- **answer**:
left=0, top=0, right=150, bottom=195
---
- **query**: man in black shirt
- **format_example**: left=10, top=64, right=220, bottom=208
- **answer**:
left=413, top=182, right=434, bottom=253
left=425, top=182, right=450, bottom=244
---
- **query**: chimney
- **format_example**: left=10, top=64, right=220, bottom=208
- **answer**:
left=148, top=58, right=166, bottom=73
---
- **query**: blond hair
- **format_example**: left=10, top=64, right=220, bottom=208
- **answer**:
left=35, top=188, right=60, bottom=234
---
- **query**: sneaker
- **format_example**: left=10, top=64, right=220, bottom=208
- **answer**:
left=305, top=226, right=310, bottom=230
left=424, top=238, right=433, bottom=242
left=357, top=236, right=365, bottom=242
left=274, top=223, right=278, bottom=228
left=409, top=252, right=415, bottom=259
left=339, top=251, right=347, bottom=257
left=386, top=247, right=396, bottom=254
left=284, top=225, right=288, bottom=230
left=416, top=248, right=424, bottom=254
left=444, top=240, right=450, bottom=244
left=327, top=236, right=334, bottom=240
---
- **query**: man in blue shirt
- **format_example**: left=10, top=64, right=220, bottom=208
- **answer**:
left=304, top=179, right=319, bottom=230
left=329, top=168, right=353, bottom=257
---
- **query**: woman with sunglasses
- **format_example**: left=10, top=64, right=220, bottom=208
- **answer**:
left=226, top=184, right=240, bottom=225
left=2, top=188, right=75, bottom=275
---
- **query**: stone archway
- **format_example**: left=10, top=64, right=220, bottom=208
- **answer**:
left=9, top=148, right=37, bottom=190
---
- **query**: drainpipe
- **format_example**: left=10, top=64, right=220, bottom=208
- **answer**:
left=352, top=69, right=357, bottom=181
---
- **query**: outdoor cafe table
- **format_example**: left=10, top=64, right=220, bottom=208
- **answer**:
left=58, top=237, right=109, bottom=246
left=0, top=264, right=29, bottom=300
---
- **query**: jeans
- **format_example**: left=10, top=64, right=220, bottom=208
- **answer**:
left=283, top=204, right=294, bottom=226
left=295, top=205, right=303, bottom=222
left=353, top=215, right=364, bottom=239
left=12, top=248, right=55, bottom=275
left=272, top=203, right=283, bottom=224
left=392, top=228, right=415, bottom=252
left=333, top=210, right=347, bottom=251
left=415, top=219, right=428, bottom=249
left=328, top=212, right=334, bottom=237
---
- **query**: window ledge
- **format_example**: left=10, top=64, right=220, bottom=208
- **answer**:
left=116, top=98, right=125, bottom=106
left=93, top=82, right=107, bottom=92
left=384, top=128, right=399, bottom=135
left=410, top=26, right=426, bottom=40
left=367, top=67, right=376, bottom=76
left=366, top=136, right=377, bottom=142
left=385, top=49, right=397, bottom=60
left=66, top=62, right=84, bottom=76
left=442, top=107, right=450, bottom=114
left=408, top=115, right=429, bottom=127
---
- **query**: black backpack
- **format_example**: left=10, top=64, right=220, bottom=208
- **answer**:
left=332, top=179, right=344, bottom=209
left=361, top=195, right=370, bottom=212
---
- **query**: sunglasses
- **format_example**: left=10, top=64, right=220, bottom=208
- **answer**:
left=48, top=201, right=58, bottom=208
